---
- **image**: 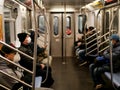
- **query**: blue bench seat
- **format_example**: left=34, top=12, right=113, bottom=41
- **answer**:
left=104, top=72, right=120, bottom=87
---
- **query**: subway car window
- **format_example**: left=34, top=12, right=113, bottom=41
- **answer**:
left=53, top=16, right=59, bottom=36
left=27, top=10, right=32, bottom=30
left=105, top=12, right=109, bottom=34
left=113, top=10, right=118, bottom=33
left=78, top=15, right=86, bottom=33
left=4, top=21, right=10, bottom=44
left=38, top=15, right=46, bottom=33
left=66, top=16, right=71, bottom=35
left=4, top=7, right=16, bottom=44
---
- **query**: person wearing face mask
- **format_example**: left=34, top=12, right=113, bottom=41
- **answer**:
left=89, top=34, right=120, bottom=90
left=17, top=32, right=54, bottom=88
left=0, top=45, right=32, bottom=90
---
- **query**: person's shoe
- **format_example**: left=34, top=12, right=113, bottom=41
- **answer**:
left=95, top=84, right=103, bottom=90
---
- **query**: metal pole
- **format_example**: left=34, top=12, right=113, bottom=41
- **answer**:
left=108, top=5, right=120, bottom=89
left=62, top=3, right=67, bottom=64
left=31, top=0, right=37, bottom=90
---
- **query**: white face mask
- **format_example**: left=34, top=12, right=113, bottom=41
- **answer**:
left=13, top=53, right=21, bottom=63
left=27, top=37, right=31, bottom=44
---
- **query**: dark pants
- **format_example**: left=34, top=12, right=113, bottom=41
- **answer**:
left=89, top=63, right=110, bottom=86
left=79, top=50, right=86, bottom=61
left=36, top=66, right=54, bottom=88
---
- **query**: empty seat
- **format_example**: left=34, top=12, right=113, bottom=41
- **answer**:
left=104, top=72, right=120, bottom=87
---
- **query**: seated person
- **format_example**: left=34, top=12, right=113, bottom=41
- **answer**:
left=17, top=32, right=54, bottom=87
left=0, top=45, right=31, bottom=90
left=29, top=30, right=52, bottom=65
left=79, top=26, right=97, bottom=66
left=89, top=34, right=120, bottom=90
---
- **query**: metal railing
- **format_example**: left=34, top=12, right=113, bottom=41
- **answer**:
left=0, top=41, right=34, bottom=89
left=85, top=28, right=98, bottom=55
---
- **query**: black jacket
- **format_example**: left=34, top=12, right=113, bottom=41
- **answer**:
left=103, top=42, right=120, bottom=73
left=18, top=42, right=45, bottom=71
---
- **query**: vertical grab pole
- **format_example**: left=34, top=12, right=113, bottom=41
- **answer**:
left=63, top=3, right=67, bottom=64
left=31, top=0, right=37, bottom=90
left=108, top=5, right=120, bottom=88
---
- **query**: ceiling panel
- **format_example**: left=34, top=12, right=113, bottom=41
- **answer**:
left=43, top=0, right=94, bottom=6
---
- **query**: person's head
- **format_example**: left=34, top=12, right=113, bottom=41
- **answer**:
left=1, top=45, right=20, bottom=62
left=88, top=26, right=94, bottom=31
left=110, top=34, right=120, bottom=45
left=17, top=32, right=31, bottom=45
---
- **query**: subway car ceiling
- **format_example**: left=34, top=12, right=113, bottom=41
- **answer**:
left=43, top=0, right=93, bottom=11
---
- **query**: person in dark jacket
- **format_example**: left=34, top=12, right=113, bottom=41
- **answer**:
left=17, top=32, right=54, bottom=88
left=89, top=34, right=120, bottom=90
left=79, top=26, right=97, bottom=66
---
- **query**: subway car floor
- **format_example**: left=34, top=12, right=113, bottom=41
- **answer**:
left=51, top=57, right=115, bottom=90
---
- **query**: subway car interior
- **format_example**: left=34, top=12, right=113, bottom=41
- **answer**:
left=0, top=0, right=120, bottom=90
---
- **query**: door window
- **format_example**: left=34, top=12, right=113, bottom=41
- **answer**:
left=38, top=15, right=46, bottom=33
left=66, top=16, right=71, bottom=35
left=53, top=16, right=59, bottom=36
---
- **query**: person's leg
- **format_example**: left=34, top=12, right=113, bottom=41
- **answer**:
left=89, top=63, right=97, bottom=87
left=94, top=65, right=110, bottom=89
left=36, top=68, right=54, bottom=88
left=79, top=50, right=86, bottom=61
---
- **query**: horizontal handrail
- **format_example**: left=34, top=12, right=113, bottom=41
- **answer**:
left=98, top=32, right=110, bottom=39
left=0, top=55, right=33, bottom=74
left=86, top=38, right=97, bottom=45
left=0, top=41, right=34, bottom=60
left=86, top=32, right=97, bottom=40
left=85, top=28, right=96, bottom=36
left=0, top=70, right=32, bottom=88
left=86, top=48, right=97, bottom=55
left=0, top=84, right=10, bottom=90
left=98, top=39, right=109, bottom=47
left=98, top=46, right=109, bottom=53
left=86, top=43, right=97, bottom=50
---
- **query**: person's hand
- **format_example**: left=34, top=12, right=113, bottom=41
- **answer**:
left=40, top=64, right=45, bottom=69
left=77, top=42, right=81, bottom=46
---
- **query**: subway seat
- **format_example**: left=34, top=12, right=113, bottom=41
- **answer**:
left=104, top=72, right=120, bottom=87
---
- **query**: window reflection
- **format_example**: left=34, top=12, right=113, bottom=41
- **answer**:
left=78, top=15, right=86, bottom=33
left=113, top=11, right=118, bottom=33
left=66, top=16, right=71, bottom=35
left=53, top=16, right=59, bottom=36
left=39, top=16, right=46, bottom=33
left=5, top=22, right=10, bottom=44
left=105, top=12, right=109, bottom=34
